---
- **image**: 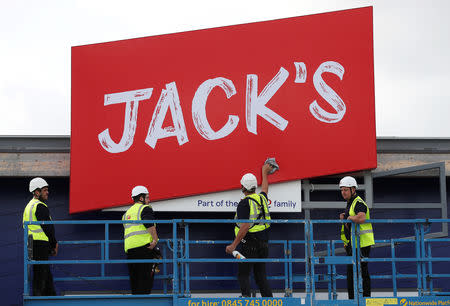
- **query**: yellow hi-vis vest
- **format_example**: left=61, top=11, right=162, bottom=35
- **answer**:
left=235, top=193, right=271, bottom=236
left=340, top=196, right=375, bottom=248
left=123, top=203, right=155, bottom=253
left=22, top=198, right=50, bottom=242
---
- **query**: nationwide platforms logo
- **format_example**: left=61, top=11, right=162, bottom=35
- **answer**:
left=398, top=299, right=450, bottom=306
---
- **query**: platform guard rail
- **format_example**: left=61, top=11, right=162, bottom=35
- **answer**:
left=23, top=219, right=450, bottom=306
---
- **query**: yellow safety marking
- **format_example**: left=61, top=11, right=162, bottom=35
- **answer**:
left=366, top=298, right=398, bottom=306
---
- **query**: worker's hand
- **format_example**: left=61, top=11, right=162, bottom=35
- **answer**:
left=225, top=244, right=236, bottom=254
left=51, top=243, right=58, bottom=256
left=339, top=213, right=345, bottom=220
left=148, top=241, right=157, bottom=250
left=347, top=216, right=353, bottom=222
left=262, top=163, right=273, bottom=175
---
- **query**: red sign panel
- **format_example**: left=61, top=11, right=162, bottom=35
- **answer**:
left=70, top=7, right=376, bottom=213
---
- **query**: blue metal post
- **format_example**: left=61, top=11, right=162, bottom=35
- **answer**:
left=391, top=239, right=398, bottom=296
left=283, top=240, right=289, bottom=296
left=288, top=240, right=293, bottom=297
left=415, top=223, right=423, bottom=296
left=163, top=244, right=168, bottom=294
left=173, top=220, right=178, bottom=297
left=101, top=241, right=105, bottom=277
left=331, top=240, right=337, bottom=300
left=326, top=241, right=332, bottom=300
left=351, top=224, right=358, bottom=301
left=420, top=224, right=427, bottom=295
left=309, top=221, right=316, bottom=300
left=105, top=223, right=109, bottom=261
left=185, top=224, right=190, bottom=296
left=24, top=223, right=29, bottom=296
left=179, top=239, right=184, bottom=295
left=427, top=243, right=433, bottom=295
left=355, top=224, right=363, bottom=303
left=305, top=221, right=311, bottom=301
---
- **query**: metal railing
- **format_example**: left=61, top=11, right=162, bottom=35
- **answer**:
left=24, top=218, right=450, bottom=304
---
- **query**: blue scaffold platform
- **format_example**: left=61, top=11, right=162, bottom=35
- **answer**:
left=23, top=219, right=450, bottom=306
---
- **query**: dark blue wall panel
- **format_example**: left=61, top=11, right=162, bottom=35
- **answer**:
left=1, top=177, right=449, bottom=305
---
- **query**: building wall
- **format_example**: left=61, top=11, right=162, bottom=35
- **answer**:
left=2, top=176, right=449, bottom=306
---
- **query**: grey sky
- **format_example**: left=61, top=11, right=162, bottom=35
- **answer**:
left=1, top=0, right=449, bottom=137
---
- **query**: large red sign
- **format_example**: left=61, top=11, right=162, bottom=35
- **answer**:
left=70, top=7, right=376, bottom=213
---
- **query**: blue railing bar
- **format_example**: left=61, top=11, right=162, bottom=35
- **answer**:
left=375, top=239, right=416, bottom=243
left=25, top=220, right=177, bottom=225
left=186, top=276, right=286, bottom=281
left=188, top=276, right=237, bottom=280
left=172, top=219, right=307, bottom=224
left=424, top=238, right=450, bottom=242
left=185, top=239, right=288, bottom=245
left=29, top=259, right=174, bottom=264
left=362, top=257, right=450, bottom=262
left=58, top=240, right=112, bottom=244
left=292, top=275, right=347, bottom=281
left=426, top=274, right=450, bottom=278
left=179, top=258, right=307, bottom=263
left=310, top=219, right=450, bottom=224
left=370, top=274, right=421, bottom=279
left=59, top=238, right=173, bottom=245
left=53, top=275, right=170, bottom=281
left=24, top=218, right=450, bottom=226
left=25, top=294, right=173, bottom=300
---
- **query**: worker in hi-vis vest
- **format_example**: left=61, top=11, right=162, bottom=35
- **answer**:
left=123, top=185, right=160, bottom=294
left=23, top=177, right=58, bottom=296
left=339, top=176, right=375, bottom=299
left=226, top=163, right=275, bottom=297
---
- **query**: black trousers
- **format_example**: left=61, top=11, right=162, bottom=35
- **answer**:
left=345, top=245, right=371, bottom=299
left=32, top=241, right=56, bottom=296
left=238, top=238, right=273, bottom=297
left=127, top=246, right=157, bottom=294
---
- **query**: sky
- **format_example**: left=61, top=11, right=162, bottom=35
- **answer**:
left=0, top=0, right=449, bottom=137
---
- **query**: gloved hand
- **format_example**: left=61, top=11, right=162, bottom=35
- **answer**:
left=264, top=158, right=279, bottom=174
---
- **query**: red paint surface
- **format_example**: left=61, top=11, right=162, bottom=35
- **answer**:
left=71, top=7, right=376, bottom=213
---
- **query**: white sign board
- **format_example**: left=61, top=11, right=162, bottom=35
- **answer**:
left=104, top=180, right=301, bottom=213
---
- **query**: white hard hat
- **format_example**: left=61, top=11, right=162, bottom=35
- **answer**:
left=131, top=185, right=149, bottom=198
left=29, top=177, right=48, bottom=193
left=240, top=173, right=257, bottom=190
left=339, top=176, right=358, bottom=188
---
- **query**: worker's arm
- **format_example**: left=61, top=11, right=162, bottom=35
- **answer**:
left=35, top=204, right=58, bottom=254
left=261, top=164, right=273, bottom=194
left=347, top=212, right=366, bottom=224
left=226, top=223, right=250, bottom=254
left=148, top=226, right=159, bottom=250
left=141, top=206, right=158, bottom=249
